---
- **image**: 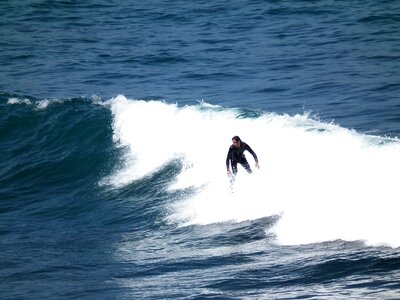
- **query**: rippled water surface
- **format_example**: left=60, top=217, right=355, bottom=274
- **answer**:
left=1, top=1, right=400, bottom=299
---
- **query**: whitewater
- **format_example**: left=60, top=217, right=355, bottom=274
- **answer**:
left=104, top=95, right=400, bottom=247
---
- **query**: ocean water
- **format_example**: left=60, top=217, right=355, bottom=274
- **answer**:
left=1, top=1, right=400, bottom=299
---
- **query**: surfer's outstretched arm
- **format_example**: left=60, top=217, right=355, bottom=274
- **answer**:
left=244, top=143, right=260, bottom=169
left=226, top=147, right=233, bottom=176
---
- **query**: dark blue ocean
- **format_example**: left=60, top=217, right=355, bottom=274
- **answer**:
left=1, top=1, right=400, bottom=299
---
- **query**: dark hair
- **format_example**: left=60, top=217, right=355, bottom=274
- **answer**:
left=232, top=136, right=241, bottom=142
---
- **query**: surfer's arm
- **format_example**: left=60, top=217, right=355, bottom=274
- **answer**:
left=244, top=143, right=259, bottom=168
left=226, top=148, right=232, bottom=174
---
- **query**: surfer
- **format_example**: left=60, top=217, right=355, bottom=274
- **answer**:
left=226, top=136, right=259, bottom=177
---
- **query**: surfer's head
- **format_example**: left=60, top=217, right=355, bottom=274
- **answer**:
left=232, top=136, right=241, bottom=148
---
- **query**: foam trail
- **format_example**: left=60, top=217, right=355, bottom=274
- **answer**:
left=108, top=95, right=400, bottom=247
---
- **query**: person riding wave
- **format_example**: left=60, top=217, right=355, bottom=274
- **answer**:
left=226, top=136, right=259, bottom=177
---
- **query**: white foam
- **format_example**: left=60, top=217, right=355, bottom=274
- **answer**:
left=7, top=98, right=32, bottom=105
left=108, top=95, right=400, bottom=247
left=7, top=97, right=65, bottom=109
left=36, top=99, right=65, bottom=109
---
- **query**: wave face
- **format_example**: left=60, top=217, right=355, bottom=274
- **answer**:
left=107, top=95, right=400, bottom=247
left=2, top=94, right=400, bottom=300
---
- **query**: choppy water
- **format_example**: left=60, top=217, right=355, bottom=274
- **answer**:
left=1, top=1, right=400, bottom=299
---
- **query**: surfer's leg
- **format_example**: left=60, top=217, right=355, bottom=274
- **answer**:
left=241, top=158, right=252, bottom=174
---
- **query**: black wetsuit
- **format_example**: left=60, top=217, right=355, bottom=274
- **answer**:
left=226, top=142, right=258, bottom=174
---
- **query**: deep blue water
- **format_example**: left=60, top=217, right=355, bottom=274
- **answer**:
left=1, top=1, right=400, bottom=299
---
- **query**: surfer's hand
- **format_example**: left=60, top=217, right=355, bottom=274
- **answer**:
left=255, top=162, right=260, bottom=169
left=227, top=170, right=232, bottom=176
